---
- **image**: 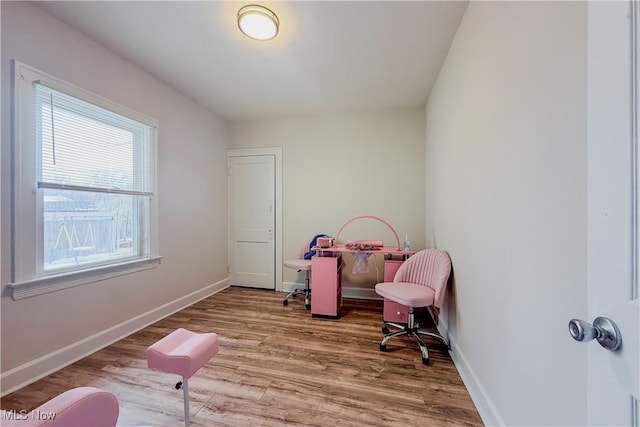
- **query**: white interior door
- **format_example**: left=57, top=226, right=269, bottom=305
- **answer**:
left=228, top=154, right=275, bottom=289
left=584, top=2, right=639, bottom=425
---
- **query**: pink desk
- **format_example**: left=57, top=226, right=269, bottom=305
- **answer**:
left=311, top=245, right=414, bottom=319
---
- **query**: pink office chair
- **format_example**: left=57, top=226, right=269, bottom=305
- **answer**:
left=0, top=386, right=119, bottom=427
left=374, top=249, right=452, bottom=365
left=282, top=241, right=313, bottom=309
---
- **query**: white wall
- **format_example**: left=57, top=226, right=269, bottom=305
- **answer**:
left=229, top=109, right=425, bottom=295
left=425, top=2, right=587, bottom=425
left=0, top=2, right=229, bottom=393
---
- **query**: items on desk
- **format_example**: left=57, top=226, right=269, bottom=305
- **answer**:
left=335, top=215, right=402, bottom=250
left=403, top=234, right=411, bottom=251
left=344, top=240, right=384, bottom=251
left=303, top=234, right=329, bottom=259
left=316, top=236, right=335, bottom=248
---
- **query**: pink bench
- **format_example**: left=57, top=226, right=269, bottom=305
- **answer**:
left=147, top=328, right=219, bottom=427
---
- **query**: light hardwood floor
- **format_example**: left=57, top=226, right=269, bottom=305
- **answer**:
left=1, top=287, right=483, bottom=426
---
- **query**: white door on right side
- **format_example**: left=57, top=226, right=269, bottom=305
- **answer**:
left=583, top=2, right=639, bottom=425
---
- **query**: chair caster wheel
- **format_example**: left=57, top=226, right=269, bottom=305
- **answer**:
left=379, top=344, right=387, bottom=352
left=381, top=326, right=389, bottom=334
left=175, top=381, right=183, bottom=390
left=282, top=299, right=288, bottom=306
left=421, top=357, right=430, bottom=365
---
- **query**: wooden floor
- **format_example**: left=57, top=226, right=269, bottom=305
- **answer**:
left=1, top=287, right=483, bottom=426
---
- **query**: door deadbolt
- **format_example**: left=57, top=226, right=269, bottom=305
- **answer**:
left=568, top=317, right=622, bottom=351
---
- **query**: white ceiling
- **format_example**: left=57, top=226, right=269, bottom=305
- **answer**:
left=36, top=1, right=468, bottom=122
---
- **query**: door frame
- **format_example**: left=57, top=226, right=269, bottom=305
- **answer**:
left=227, top=147, right=282, bottom=292
left=586, top=1, right=639, bottom=424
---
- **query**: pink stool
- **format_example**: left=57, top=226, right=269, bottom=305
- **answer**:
left=147, top=328, right=219, bottom=427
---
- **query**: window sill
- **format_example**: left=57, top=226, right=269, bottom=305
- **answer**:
left=7, top=256, right=163, bottom=301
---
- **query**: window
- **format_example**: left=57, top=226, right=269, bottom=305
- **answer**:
left=11, top=62, right=160, bottom=299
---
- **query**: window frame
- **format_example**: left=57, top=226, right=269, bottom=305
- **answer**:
left=9, top=61, right=161, bottom=300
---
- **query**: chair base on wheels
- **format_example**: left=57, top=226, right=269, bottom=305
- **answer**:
left=379, top=309, right=449, bottom=365
left=282, top=270, right=311, bottom=309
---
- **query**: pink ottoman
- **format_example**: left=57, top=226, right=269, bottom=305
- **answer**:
left=147, top=328, right=219, bottom=427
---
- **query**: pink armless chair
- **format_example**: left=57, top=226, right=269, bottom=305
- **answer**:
left=282, top=241, right=312, bottom=309
left=1, top=387, right=119, bottom=427
left=374, top=249, right=452, bottom=365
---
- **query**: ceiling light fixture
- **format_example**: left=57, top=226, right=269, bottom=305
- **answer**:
left=237, top=4, right=279, bottom=41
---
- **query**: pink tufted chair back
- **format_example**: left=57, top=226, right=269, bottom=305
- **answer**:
left=393, top=249, right=452, bottom=308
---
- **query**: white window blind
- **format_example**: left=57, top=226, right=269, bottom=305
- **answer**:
left=34, top=82, right=154, bottom=196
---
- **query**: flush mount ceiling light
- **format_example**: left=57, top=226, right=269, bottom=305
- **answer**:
left=237, top=4, right=279, bottom=41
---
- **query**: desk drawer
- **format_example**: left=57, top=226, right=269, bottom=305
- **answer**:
left=311, top=254, right=342, bottom=318
left=384, top=299, right=409, bottom=323
left=383, top=260, right=409, bottom=323
left=383, top=260, right=403, bottom=281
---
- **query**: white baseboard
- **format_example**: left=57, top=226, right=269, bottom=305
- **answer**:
left=0, top=278, right=229, bottom=397
left=418, top=308, right=503, bottom=426
left=342, top=285, right=378, bottom=300
left=448, top=335, right=504, bottom=426
left=281, top=281, right=304, bottom=294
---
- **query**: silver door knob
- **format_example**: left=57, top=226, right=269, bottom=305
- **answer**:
left=568, top=316, right=622, bottom=351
